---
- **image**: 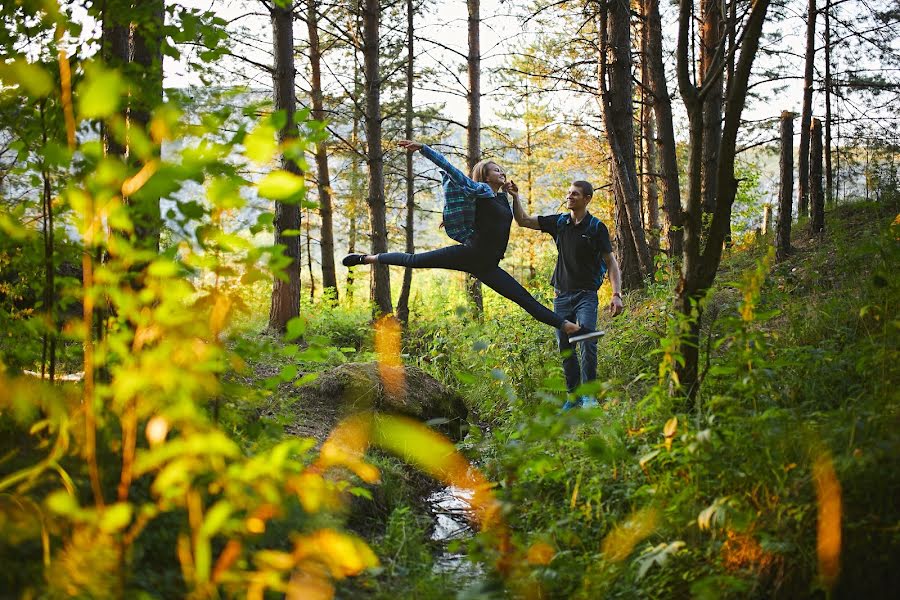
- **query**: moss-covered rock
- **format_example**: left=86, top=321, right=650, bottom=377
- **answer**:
left=289, top=362, right=468, bottom=442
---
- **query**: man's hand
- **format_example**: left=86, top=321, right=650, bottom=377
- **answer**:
left=398, top=139, right=423, bottom=152
left=609, top=293, right=624, bottom=317
left=504, top=180, right=519, bottom=198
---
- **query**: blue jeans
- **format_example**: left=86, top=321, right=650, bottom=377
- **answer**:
left=554, top=290, right=599, bottom=392
left=378, top=246, right=566, bottom=329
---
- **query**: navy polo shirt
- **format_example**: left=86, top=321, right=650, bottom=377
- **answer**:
left=538, top=212, right=612, bottom=291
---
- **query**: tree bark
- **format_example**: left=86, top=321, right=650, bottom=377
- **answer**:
left=798, top=0, right=817, bottom=217
left=775, top=111, right=794, bottom=262
left=130, top=0, right=164, bottom=253
left=599, top=1, right=654, bottom=288
left=640, top=14, right=660, bottom=261
left=101, top=0, right=128, bottom=160
left=810, top=118, right=825, bottom=233
left=307, top=0, right=337, bottom=300
left=39, top=102, right=56, bottom=382
left=466, top=0, right=484, bottom=311
left=363, top=0, right=392, bottom=315
left=396, top=0, right=415, bottom=324
left=346, top=1, right=363, bottom=303
left=675, top=0, right=771, bottom=402
left=268, top=3, right=302, bottom=332
left=644, top=0, right=683, bottom=259
left=824, top=0, right=834, bottom=206
left=699, top=0, right=724, bottom=216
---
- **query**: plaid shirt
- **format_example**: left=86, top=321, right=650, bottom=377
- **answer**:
left=420, top=145, right=495, bottom=244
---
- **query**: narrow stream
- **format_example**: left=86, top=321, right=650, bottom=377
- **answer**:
left=426, top=485, right=483, bottom=581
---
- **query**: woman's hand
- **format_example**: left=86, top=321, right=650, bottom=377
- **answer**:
left=398, top=139, right=423, bottom=152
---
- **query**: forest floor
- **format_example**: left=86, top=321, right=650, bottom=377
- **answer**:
left=232, top=198, right=899, bottom=598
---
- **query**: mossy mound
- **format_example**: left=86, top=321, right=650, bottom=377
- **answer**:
left=288, top=362, right=468, bottom=442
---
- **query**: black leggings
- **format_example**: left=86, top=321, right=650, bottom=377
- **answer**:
left=377, top=245, right=565, bottom=329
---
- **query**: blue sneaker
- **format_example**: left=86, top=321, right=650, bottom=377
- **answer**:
left=561, top=398, right=583, bottom=411
left=580, top=396, right=599, bottom=409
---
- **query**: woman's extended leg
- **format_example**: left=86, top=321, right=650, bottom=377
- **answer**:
left=344, top=245, right=478, bottom=272
left=476, top=266, right=566, bottom=329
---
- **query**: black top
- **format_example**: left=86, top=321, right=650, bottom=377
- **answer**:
left=469, top=192, right=513, bottom=263
left=538, top=212, right=612, bottom=291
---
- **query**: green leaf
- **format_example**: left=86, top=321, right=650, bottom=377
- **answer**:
left=292, top=372, right=319, bottom=387
left=78, top=63, right=124, bottom=119
left=0, top=59, right=54, bottom=97
left=99, top=503, right=133, bottom=533
left=46, top=490, right=79, bottom=516
left=257, top=170, right=304, bottom=201
left=285, top=317, right=306, bottom=341
left=279, top=364, right=298, bottom=381
left=200, top=501, right=232, bottom=537
left=147, top=259, right=180, bottom=278
left=195, top=534, right=212, bottom=583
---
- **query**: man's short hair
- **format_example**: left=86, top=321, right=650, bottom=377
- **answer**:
left=572, top=180, right=594, bottom=198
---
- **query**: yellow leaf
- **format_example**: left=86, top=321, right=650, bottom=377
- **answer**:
left=293, top=529, right=378, bottom=578
left=526, top=541, right=555, bottom=565
left=663, top=416, right=678, bottom=439
left=245, top=122, right=278, bottom=165
left=813, top=452, right=842, bottom=589
left=601, top=508, right=658, bottom=562
left=255, top=550, right=295, bottom=571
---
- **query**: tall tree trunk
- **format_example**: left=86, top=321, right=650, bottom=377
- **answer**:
left=307, top=0, right=337, bottom=300
left=396, top=0, right=415, bottom=324
left=39, top=102, right=56, bottom=382
left=775, top=111, right=794, bottom=262
left=466, top=0, right=484, bottom=311
left=699, top=0, right=724, bottom=215
left=613, top=170, right=643, bottom=289
left=643, top=110, right=660, bottom=259
left=346, top=1, right=363, bottom=303
left=599, top=2, right=654, bottom=288
left=268, top=3, right=302, bottom=332
left=101, top=0, right=128, bottom=160
left=810, top=118, right=825, bottom=233
left=824, top=0, right=834, bottom=206
left=363, top=0, right=392, bottom=315
left=644, top=0, right=683, bottom=259
left=640, top=14, right=660, bottom=260
left=798, top=0, right=817, bottom=217
left=306, top=206, right=315, bottom=300
left=674, top=0, right=771, bottom=402
left=525, top=92, right=536, bottom=281
left=130, top=0, right=164, bottom=253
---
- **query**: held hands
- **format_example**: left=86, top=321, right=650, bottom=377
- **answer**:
left=398, top=139, right=423, bottom=152
left=504, top=180, right=519, bottom=198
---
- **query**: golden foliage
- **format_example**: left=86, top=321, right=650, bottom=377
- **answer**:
left=813, top=452, right=842, bottom=589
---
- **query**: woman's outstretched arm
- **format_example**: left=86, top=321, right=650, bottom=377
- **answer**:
left=398, top=140, right=493, bottom=198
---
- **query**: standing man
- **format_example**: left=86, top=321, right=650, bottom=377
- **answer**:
left=508, top=180, right=624, bottom=409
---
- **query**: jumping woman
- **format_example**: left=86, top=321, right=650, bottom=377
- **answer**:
left=342, top=140, right=603, bottom=344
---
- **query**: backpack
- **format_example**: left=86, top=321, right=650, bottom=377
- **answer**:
left=555, top=213, right=608, bottom=281
left=439, top=169, right=478, bottom=244
left=419, top=145, right=495, bottom=244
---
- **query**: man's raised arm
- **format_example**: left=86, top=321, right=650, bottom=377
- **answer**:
left=507, top=180, right=541, bottom=230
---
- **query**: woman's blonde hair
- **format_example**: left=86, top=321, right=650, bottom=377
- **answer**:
left=470, top=159, right=500, bottom=183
